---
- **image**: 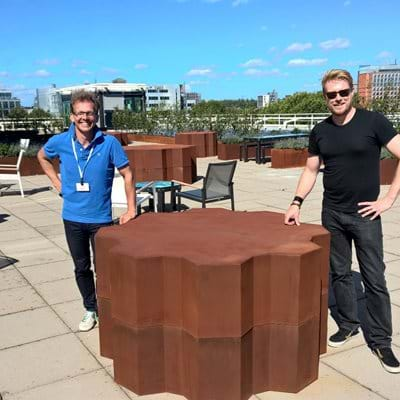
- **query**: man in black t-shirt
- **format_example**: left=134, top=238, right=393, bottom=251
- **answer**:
left=284, top=69, right=400, bottom=374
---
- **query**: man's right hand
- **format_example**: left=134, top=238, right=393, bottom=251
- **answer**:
left=284, top=204, right=301, bottom=226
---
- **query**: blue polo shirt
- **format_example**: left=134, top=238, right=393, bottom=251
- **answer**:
left=44, top=124, right=129, bottom=223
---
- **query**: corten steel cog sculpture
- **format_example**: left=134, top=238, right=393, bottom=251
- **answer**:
left=95, top=209, right=330, bottom=400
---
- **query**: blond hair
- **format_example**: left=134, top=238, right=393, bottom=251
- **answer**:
left=321, top=69, right=353, bottom=92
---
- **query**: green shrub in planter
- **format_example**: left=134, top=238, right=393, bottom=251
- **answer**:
left=273, top=137, right=309, bottom=150
left=0, top=143, right=42, bottom=157
left=219, top=133, right=243, bottom=144
left=380, top=147, right=395, bottom=159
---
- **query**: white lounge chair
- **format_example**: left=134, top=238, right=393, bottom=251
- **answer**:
left=0, top=138, right=30, bottom=197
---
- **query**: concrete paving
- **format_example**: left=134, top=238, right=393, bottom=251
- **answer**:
left=1, top=156, right=400, bottom=400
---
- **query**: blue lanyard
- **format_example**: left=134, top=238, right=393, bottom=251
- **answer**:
left=71, top=136, right=94, bottom=184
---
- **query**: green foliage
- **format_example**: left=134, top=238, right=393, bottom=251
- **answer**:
left=0, top=142, right=41, bottom=157
left=259, top=92, right=327, bottom=114
left=273, top=137, right=309, bottom=150
left=218, top=133, right=244, bottom=144
left=380, top=147, right=395, bottom=159
left=8, top=107, right=28, bottom=119
left=30, top=108, right=52, bottom=119
left=371, top=85, right=400, bottom=114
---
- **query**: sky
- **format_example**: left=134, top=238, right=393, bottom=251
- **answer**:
left=1, top=0, right=399, bottom=106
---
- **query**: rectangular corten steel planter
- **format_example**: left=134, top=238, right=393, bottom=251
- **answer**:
left=124, top=144, right=197, bottom=183
left=175, top=131, right=217, bottom=157
left=95, top=209, right=330, bottom=399
left=271, top=148, right=308, bottom=168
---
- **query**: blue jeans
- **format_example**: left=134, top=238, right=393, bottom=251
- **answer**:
left=63, top=220, right=112, bottom=312
left=322, top=208, right=392, bottom=349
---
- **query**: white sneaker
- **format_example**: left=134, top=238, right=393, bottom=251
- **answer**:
left=78, top=311, right=97, bottom=332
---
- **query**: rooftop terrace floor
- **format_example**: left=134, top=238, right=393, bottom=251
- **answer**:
left=1, top=156, right=400, bottom=400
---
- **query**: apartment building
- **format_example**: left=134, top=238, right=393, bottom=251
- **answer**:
left=358, top=64, right=400, bottom=104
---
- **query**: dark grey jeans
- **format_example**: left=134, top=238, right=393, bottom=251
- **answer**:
left=63, top=219, right=112, bottom=313
left=322, top=208, right=392, bottom=349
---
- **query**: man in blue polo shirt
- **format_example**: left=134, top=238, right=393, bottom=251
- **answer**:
left=37, top=90, right=135, bottom=332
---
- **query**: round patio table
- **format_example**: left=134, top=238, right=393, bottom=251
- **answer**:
left=136, top=180, right=181, bottom=212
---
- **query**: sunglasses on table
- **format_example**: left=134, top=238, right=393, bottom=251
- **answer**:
left=325, top=88, right=352, bottom=100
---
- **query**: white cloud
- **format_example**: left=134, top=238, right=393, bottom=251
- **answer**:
left=319, top=38, right=350, bottom=50
left=33, top=69, right=51, bottom=77
left=377, top=50, right=394, bottom=59
left=36, top=58, right=60, bottom=66
left=188, top=80, right=209, bottom=86
left=79, top=69, right=92, bottom=75
left=135, top=64, right=148, bottom=70
left=243, top=68, right=281, bottom=76
left=288, top=58, right=328, bottom=67
left=232, top=0, right=248, bottom=7
left=0, top=71, right=8, bottom=77
left=102, top=67, right=119, bottom=74
left=285, top=42, right=312, bottom=52
left=240, top=58, right=269, bottom=68
left=71, top=59, right=88, bottom=68
left=187, top=68, right=213, bottom=76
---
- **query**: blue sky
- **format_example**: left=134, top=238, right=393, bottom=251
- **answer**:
left=1, top=0, right=399, bottom=106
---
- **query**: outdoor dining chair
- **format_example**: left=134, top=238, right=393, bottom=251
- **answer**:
left=0, top=138, right=30, bottom=197
left=176, top=160, right=237, bottom=210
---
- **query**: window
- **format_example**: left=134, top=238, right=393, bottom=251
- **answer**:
left=148, top=96, right=159, bottom=100
left=159, top=89, right=169, bottom=93
left=160, top=96, right=170, bottom=100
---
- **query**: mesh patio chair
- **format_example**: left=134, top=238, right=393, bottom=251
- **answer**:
left=0, top=138, right=30, bottom=197
left=176, top=160, right=237, bottom=210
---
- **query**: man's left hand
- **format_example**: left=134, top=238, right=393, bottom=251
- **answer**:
left=358, top=196, right=395, bottom=219
left=119, top=211, right=136, bottom=225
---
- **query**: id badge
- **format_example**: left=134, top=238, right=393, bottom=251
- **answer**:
left=76, top=182, right=90, bottom=192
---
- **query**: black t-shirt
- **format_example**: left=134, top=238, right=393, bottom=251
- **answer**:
left=308, top=108, right=398, bottom=212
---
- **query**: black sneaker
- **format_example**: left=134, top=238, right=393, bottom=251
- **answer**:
left=328, top=328, right=359, bottom=348
left=372, top=347, right=400, bottom=374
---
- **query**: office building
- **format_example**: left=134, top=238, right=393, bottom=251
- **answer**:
left=0, top=90, right=21, bottom=118
left=35, top=84, right=62, bottom=116
left=358, top=64, right=400, bottom=104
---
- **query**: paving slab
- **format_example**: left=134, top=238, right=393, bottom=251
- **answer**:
left=0, top=333, right=100, bottom=394
left=77, top=328, right=113, bottom=367
left=3, top=370, right=130, bottom=400
left=256, top=363, right=384, bottom=400
left=322, top=343, right=400, bottom=400
left=0, top=307, right=69, bottom=350
left=0, top=228, right=41, bottom=243
left=0, top=286, right=45, bottom=316
left=18, top=259, right=74, bottom=284
left=12, top=247, right=70, bottom=268
left=33, top=277, right=81, bottom=305
left=53, top=299, right=86, bottom=331
left=0, top=267, right=28, bottom=291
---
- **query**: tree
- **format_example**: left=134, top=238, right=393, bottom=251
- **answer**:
left=8, top=106, right=28, bottom=119
left=190, top=100, right=227, bottom=115
left=30, top=108, right=52, bottom=119
left=259, top=92, right=328, bottom=114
